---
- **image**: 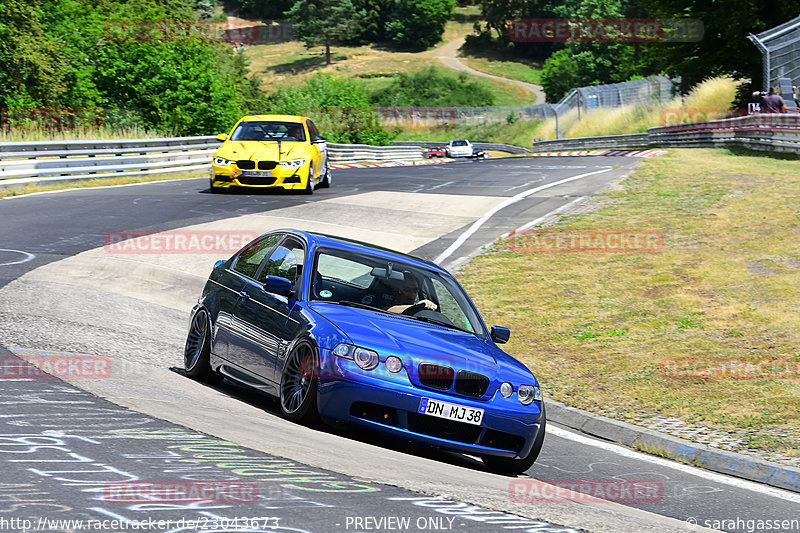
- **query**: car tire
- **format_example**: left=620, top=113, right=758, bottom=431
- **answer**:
left=209, top=178, right=223, bottom=194
left=279, top=340, right=320, bottom=423
left=303, top=165, right=314, bottom=195
left=481, top=403, right=546, bottom=475
left=319, top=163, right=331, bottom=188
left=184, top=309, right=222, bottom=385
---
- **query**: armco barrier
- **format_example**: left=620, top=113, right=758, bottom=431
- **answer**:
left=392, top=141, right=531, bottom=154
left=0, top=138, right=426, bottom=189
left=532, top=114, right=800, bottom=154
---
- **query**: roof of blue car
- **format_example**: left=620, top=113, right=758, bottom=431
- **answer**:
left=283, top=229, right=446, bottom=272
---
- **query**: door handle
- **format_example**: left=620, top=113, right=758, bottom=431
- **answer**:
left=240, top=291, right=250, bottom=300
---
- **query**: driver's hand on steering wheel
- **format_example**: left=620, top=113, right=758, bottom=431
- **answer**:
left=418, top=299, right=437, bottom=310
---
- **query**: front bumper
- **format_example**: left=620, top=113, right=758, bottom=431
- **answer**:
left=317, top=351, right=544, bottom=459
left=210, top=162, right=308, bottom=190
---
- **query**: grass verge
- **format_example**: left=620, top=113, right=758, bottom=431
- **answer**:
left=458, top=54, right=542, bottom=86
left=244, top=21, right=534, bottom=106
left=0, top=171, right=206, bottom=199
left=458, top=148, right=800, bottom=459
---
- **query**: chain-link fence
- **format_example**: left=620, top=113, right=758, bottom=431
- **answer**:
left=748, top=15, right=800, bottom=92
left=376, top=76, right=678, bottom=138
left=376, top=105, right=559, bottom=128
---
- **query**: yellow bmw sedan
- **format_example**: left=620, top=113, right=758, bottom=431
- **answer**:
left=209, top=114, right=330, bottom=193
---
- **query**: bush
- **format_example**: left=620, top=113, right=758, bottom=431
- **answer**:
left=370, top=67, right=495, bottom=107
left=267, top=73, right=398, bottom=145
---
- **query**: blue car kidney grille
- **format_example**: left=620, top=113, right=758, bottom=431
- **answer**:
left=454, top=370, right=489, bottom=398
left=418, top=363, right=454, bottom=390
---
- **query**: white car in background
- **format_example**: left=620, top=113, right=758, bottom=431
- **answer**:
left=446, top=139, right=473, bottom=158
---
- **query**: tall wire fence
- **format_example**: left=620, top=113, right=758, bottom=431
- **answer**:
left=748, top=15, right=800, bottom=92
left=376, top=76, right=678, bottom=138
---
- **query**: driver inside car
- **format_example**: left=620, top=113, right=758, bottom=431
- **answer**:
left=386, top=274, right=438, bottom=315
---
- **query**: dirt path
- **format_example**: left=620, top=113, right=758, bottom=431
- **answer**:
left=429, top=37, right=547, bottom=104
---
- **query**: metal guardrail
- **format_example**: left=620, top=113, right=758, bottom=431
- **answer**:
left=0, top=136, right=220, bottom=189
left=529, top=133, right=650, bottom=152
left=392, top=141, right=531, bottom=154
left=532, top=115, right=800, bottom=154
left=0, top=137, right=426, bottom=189
left=326, top=143, right=423, bottom=163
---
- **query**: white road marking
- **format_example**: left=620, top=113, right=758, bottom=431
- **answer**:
left=0, top=176, right=205, bottom=200
left=547, top=425, right=800, bottom=504
left=504, top=179, right=538, bottom=192
left=514, top=196, right=587, bottom=232
left=426, top=180, right=455, bottom=191
left=0, top=249, right=35, bottom=266
left=433, top=168, right=614, bottom=264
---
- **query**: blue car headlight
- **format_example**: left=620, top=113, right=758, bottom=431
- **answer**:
left=517, top=384, right=542, bottom=405
left=333, top=343, right=379, bottom=371
left=213, top=156, right=234, bottom=166
left=278, top=158, right=306, bottom=168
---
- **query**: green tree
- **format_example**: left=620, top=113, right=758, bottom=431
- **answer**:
left=537, top=0, right=653, bottom=101
left=22, top=0, right=268, bottom=135
left=385, top=0, right=455, bottom=50
left=0, top=0, right=67, bottom=108
left=371, top=66, right=496, bottom=106
left=224, top=0, right=294, bottom=19
left=285, top=0, right=364, bottom=65
left=348, top=0, right=391, bottom=43
left=637, top=0, right=797, bottom=93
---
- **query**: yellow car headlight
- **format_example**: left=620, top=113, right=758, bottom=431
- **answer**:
left=278, top=158, right=306, bottom=168
left=213, top=156, right=234, bottom=166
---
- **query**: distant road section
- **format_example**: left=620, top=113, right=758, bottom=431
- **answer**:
left=432, top=37, right=547, bottom=104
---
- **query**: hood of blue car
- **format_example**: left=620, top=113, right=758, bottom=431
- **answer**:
left=309, top=302, right=500, bottom=371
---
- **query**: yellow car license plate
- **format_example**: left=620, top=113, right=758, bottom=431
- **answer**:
left=242, top=170, right=271, bottom=177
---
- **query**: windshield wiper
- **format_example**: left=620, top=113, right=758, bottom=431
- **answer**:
left=408, top=314, right=472, bottom=334
left=334, top=300, right=391, bottom=314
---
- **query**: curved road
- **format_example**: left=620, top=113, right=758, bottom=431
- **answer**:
left=431, top=37, right=547, bottom=104
left=1, top=158, right=798, bottom=532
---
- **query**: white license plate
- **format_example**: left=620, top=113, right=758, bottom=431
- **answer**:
left=242, top=170, right=271, bottom=177
left=418, top=397, right=484, bottom=426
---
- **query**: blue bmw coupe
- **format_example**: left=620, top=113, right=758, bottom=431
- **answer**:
left=184, top=229, right=545, bottom=473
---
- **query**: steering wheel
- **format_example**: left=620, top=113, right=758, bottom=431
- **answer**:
left=401, top=302, right=427, bottom=316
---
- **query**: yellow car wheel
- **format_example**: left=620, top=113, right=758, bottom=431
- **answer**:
left=303, top=165, right=314, bottom=195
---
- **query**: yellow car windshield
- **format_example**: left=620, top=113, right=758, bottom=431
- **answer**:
left=230, top=121, right=306, bottom=142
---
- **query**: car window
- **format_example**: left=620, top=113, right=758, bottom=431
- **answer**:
left=316, top=254, right=373, bottom=288
left=232, top=234, right=283, bottom=279
left=307, top=120, right=323, bottom=141
left=430, top=279, right=475, bottom=333
left=258, top=239, right=305, bottom=288
left=230, top=121, right=306, bottom=142
left=310, top=247, right=486, bottom=336
left=452, top=140, right=467, bottom=146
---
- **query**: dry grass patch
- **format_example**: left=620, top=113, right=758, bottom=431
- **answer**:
left=459, top=148, right=800, bottom=456
left=244, top=20, right=532, bottom=106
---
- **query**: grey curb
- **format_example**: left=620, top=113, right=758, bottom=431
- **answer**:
left=546, top=399, right=800, bottom=494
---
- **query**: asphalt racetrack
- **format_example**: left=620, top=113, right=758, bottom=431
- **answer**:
left=2, top=156, right=798, bottom=533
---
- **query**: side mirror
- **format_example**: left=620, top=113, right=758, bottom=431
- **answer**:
left=216, top=133, right=228, bottom=142
left=491, top=326, right=510, bottom=344
left=213, top=260, right=225, bottom=270
left=263, top=275, right=293, bottom=297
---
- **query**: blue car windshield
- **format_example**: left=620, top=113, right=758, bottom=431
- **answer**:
left=311, top=247, right=487, bottom=337
left=230, top=121, right=306, bottom=142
